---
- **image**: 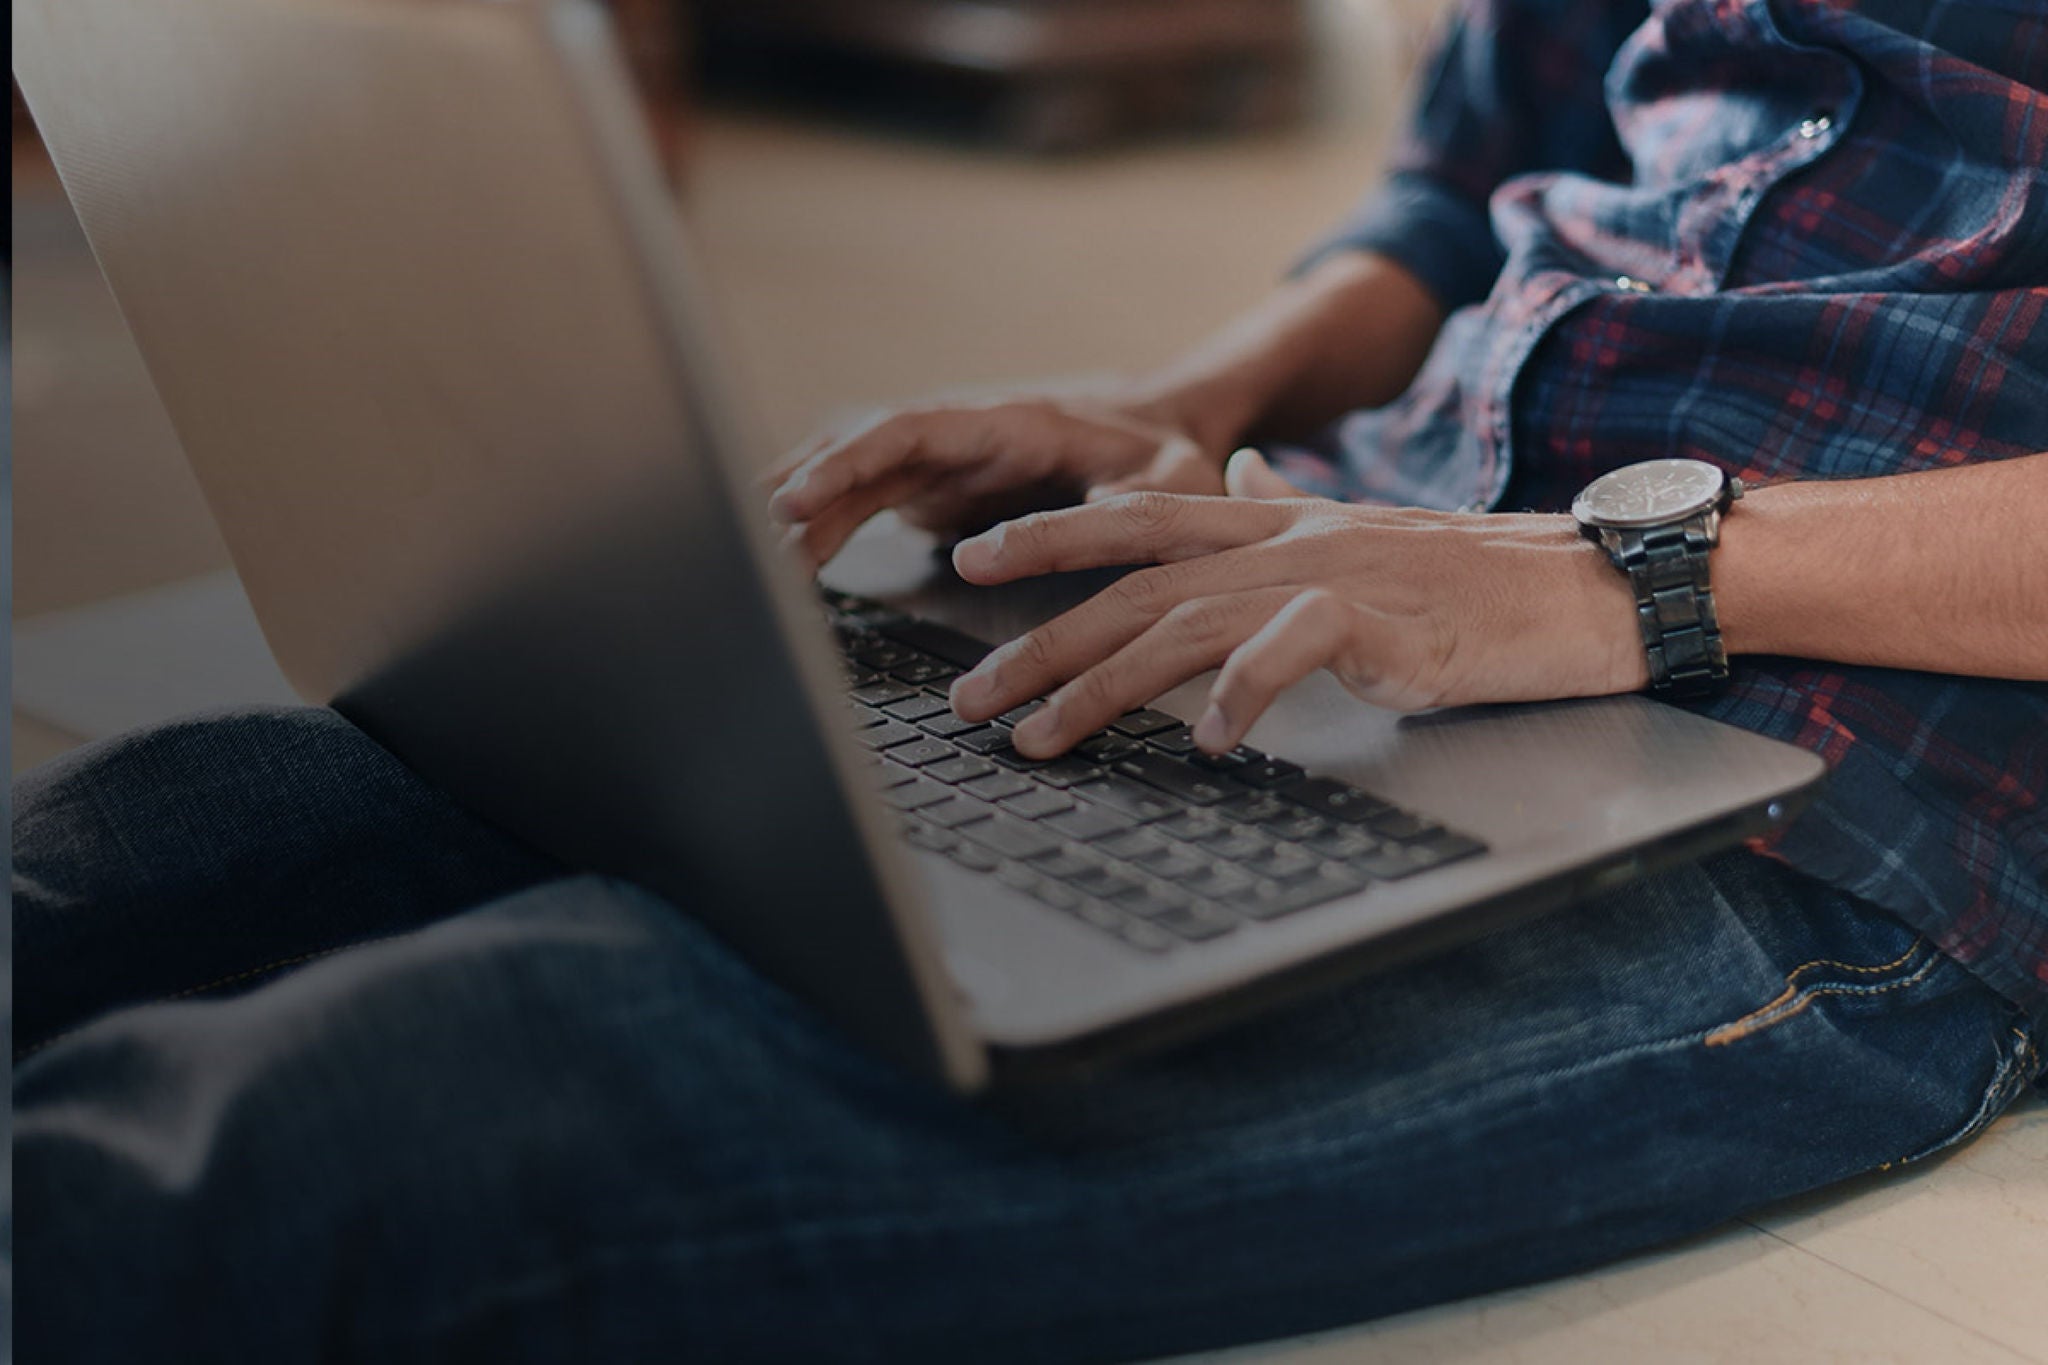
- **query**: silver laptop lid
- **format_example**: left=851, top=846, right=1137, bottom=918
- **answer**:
left=14, top=0, right=988, bottom=1087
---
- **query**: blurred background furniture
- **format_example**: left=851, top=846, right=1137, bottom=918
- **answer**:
left=696, top=0, right=1312, bottom=152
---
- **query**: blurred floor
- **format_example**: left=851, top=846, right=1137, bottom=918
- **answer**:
left=9, top=41, right=2044, bottom=1365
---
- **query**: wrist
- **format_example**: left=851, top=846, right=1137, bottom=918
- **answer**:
left=1568, top=528, right=1653, bottom=694
left=1712, top=481, right=1803, bottom=658
left=1122, top=368, right=1268, bottom=460
left=1126, top=251, right=1446, bottom=461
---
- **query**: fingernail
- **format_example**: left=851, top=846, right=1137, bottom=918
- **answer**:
left=1193, top=703, right=1231, bottom=753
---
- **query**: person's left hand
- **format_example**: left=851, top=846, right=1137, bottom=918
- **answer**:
left=946, top=450, right=1649, bottom=758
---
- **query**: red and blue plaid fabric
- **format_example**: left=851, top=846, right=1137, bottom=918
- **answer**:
left=1281, top=0, right=2048, bottom=1022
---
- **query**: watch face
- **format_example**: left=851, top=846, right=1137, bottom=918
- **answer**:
left=1572, top=459, right=1727, bottom=529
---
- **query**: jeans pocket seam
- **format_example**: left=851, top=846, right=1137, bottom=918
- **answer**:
left=1702, top=939, right=1935, bottom=1048
left=1887, top=1021, right=2037, bottom=1170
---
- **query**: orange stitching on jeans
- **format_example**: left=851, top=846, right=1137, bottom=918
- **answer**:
left=1704, top=941, right=1932, bottom=1048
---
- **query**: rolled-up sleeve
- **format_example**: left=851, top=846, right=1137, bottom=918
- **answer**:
left=1302, top=0, right=1649, bottom=311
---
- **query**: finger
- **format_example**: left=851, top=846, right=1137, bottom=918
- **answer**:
left=788, top=467, right=932, bottom=572
left=767, top=411, right=933, bottom=524
left=949, top=546, right=1299, bottom=721
left=952, top=492, right=1297, bottom=585
left=774, top=404, right=1149, bottom=526
left=1195, top=588, right=1357, bottom=752
left=1083, top=439, right=1223, bottom=502
left=1223, top=447, right=1311, bottom=500
left=1008, top=590, right=1295, bottom=757
left=760, top=424, right=853, bottom=492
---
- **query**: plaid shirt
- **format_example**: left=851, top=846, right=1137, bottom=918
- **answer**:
left=1280, top=0, right=2048, bottom=1024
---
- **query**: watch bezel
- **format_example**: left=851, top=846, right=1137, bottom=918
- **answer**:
left=1571, top=458, right=1734, bottom=531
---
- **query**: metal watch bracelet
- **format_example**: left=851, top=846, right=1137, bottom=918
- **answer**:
left=1608, top=521, right=1729, bottom=699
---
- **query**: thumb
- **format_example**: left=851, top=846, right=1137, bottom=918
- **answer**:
left=1225, top=447, right=1308, bottom=500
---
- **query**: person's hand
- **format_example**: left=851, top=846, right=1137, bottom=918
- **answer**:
left=764, top=386, right=1237, bottom=573
left=945, top=450, right=1648, bottom=757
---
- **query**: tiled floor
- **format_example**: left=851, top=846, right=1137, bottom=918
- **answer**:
left=12, top=53, right=2045, bottom=1365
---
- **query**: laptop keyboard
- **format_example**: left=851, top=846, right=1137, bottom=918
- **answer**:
left=825, top=589, right=1488, bottom=954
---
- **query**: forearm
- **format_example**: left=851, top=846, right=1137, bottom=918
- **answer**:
left=1127, top=251, right=1446, bottom=455
left=1716, top=455, right=2048, bottom=679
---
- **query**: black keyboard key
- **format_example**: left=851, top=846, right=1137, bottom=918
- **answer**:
left=1138, top=848, right=1210, bottom=882
left=1205, top=827, right=1275, bottom=862
left=855, top=721, right=922, bottom=751
left=890, top=659, right=959, bottom=686
left=1369, top=811, right=1441, bottom=841
left=900, top=820, right=954, bottom=853
left=1242, top=845, right=1323, bottom=882
left=1219, top=792, right=1293, bottom=824
left=1235, top=757, right=1305, bottom=789
left=957, top=814, right=1063, bottom=862
left=1108, top=880, right=1192, bottom=918
left=1070, top=865, right=1144, bottom=900
left=924, top=755, right=997, bottom=785
left=1158, top=809, right=1231, bottom=843
left=1110, top=917, right=1177, bottom=953
left=952, top=728, right=1016, bottom=756
left=888, top=738, right=959, bottom=768
left=1353, top=846, right=1430, bottom=880
left=876, top=618, right=993, bottom=669
left=961, top=771, right=1035, bottom=803
left=1112, top=751, right=1235, bottom=806
left=996, top=699, right=1047, bottom=727
left=1032, top=757, right=1103, bottom=789
left=1030, top=848, right=1105, bottom=881
left=1307, top=826, right=1385, bottom=860
left=1076, top=733, right=1144, bottom=764
left=922, top=796, right=996, bottom=828
left=1401, top=831, right=1488, bottom=871
left=871, top=764, right=919, bottom=790
left=995, top=860, right=1040, bottom=893
left=855, top=641, right=919, bottom=671
left=884, top=779, right=956, bottom=812
left=1071, top=777, right=1178, bottom=823
left=1098, top=828, right=1170, bottom=863
left=1028, top=878, right=1082, bottom=912
left=1260, top=811, right=1331, bottom=843
left=851, top=681, right=917, bottom=708
left=1282, top=777, right=1390, bottom=823
left=1190, top=745, right=1263, bottom=774
left=1148, top=724, right=1199, bottom=754
left=988, top=745, right=1057, bottom=772
left=1179, top=861, right=1257, bottom=899
left=918, top=711, right=987, bottom=739
left=999, top=788, right=1075, bottom=821
left=1110, top=709, right=1181, bottom=738
left=946, top=842, right=1001, bottom=873
left=1044, top=805, right=1136, bottom=842
left=882, top=694, right=952, bottom=723
left=1239, top=866, right=1370, bottom=919
left=1149, top=904, right=1237, bottom=941
left=843, top=669, right=882, bottom=689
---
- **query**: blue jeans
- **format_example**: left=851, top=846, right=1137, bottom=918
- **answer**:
left=12, top=707, right=2043, bottom=1363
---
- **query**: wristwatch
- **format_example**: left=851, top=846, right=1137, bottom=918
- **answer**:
left=1571, top=458, right=1743, bottom=700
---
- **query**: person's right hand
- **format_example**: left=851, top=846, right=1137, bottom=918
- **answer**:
left=764, top=388, right=1234, bottom=572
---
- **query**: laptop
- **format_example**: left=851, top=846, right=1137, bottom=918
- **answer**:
left=14, top=0, right=1827, bottom=1091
